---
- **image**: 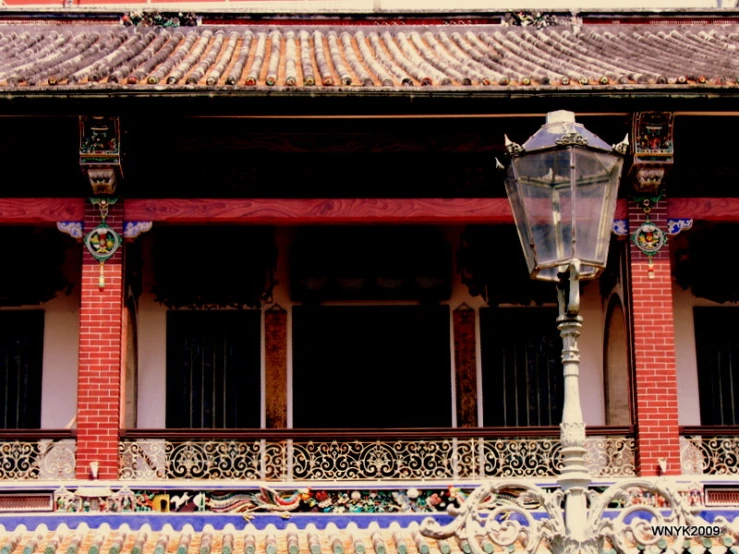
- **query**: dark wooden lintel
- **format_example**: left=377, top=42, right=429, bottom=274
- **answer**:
left=121, top=425, right=634, bottom=440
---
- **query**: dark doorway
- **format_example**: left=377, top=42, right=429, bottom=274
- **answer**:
left=166, top=311, right=261, bottom=428
left=0, top=311, right=44, bottom=429
left=480, top=308, right=563, bottom=427
left=292, top=305, right=452, bottom=428
left=694, top=307, right=739, bottom=425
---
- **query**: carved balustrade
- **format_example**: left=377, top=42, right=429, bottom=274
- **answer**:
left=681, top=426, right=739, bottom=476
left=119, top=428, right=635, bottom=481
left=0, top=431, right=76, bottom=480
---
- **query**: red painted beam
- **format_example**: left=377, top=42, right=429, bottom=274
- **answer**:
left=0, top=198, right=83, bottom=223
left=125, top=197, right=736, bottom=224
left=123, top=198, right=516, bottom=224
left=0, top=197, right=736, bottom=225
left=665, top=197, right=739, bottom=221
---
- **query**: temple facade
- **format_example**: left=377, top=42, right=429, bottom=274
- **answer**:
left=1, top=6, right=739, bottom=552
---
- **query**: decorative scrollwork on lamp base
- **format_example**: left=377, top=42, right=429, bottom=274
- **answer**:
left=420, top=479, right=715, bottom=554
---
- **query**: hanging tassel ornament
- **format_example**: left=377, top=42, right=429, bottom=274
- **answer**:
left=632, top=197, right=667, bottom=278
left=84, top=197, right=121, bottom=290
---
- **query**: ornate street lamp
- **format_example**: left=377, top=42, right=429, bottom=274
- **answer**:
left=504, top=110, right=624, bottom=284
left=420, top=112, right=714, bottom=554
left=506, top=109, right=626, bottom=544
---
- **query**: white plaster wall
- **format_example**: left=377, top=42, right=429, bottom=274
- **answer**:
left=136, top=234, right=167, bottom=428
left=39, top=289, right=80, bottom=429
left=136, top=293, right=167, bottom=428
left=136, top=226, right=608, bottom=429
left=673, top=285, right=718, bottom=426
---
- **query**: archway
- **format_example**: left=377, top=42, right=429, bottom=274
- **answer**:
left=604, top=295, right=631, bottom=426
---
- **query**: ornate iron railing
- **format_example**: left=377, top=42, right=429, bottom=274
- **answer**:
left=0, top=431, right=76, bottom=480
left=119, top=428, right=635, bottom=481
left=681, top=427, right=739, bottom=475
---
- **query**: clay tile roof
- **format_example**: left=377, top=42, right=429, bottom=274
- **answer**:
left=0, top=522, right=479, bottom=554
left=0, top=520, right=734, bottom=554
left=1, top=21, right=739, bottom=91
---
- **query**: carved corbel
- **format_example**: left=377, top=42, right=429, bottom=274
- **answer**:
left=79, top=116, right=123, bottom=196
left=629, top=112, right=674, bottom=195
left=57, top=221, right=84, bottom=241
left=123, top=221, right=153, bottom=241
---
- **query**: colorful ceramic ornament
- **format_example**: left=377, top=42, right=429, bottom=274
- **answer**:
left=85, top=222, right=121, bottom=288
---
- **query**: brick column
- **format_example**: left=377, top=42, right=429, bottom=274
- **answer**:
left=628, top=200, right=681, bottom=476
left=76, top=201, right=124, bottom=479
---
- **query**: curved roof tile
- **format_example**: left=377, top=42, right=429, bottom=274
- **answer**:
left=1, top=22, right=739, bottom=90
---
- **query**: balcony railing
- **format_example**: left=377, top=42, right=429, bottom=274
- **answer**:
left=0, top=430, right=76, bottom=480
left=681, top=426, right=739, bottom=475
left=119, top=427, right=635, bottom=481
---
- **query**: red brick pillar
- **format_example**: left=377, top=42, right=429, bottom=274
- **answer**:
left=76, top=201, right=124, bottom=479
left=628, top=201, right=681, bottom=476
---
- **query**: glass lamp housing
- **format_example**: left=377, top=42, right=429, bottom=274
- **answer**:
left=505, top=111, right=625, bottom=282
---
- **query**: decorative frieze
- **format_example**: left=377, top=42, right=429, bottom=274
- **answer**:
left=46, top=481, right=699, bottom=516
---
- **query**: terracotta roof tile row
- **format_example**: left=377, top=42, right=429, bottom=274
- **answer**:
left=1, top=521, right=737, bottom=554
left=0, top=523, right=478, bottom=554
left=2, top=23, right=739, bottom=89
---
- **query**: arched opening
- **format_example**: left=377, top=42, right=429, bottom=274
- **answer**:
left=604, top=295, right=631, bottom=426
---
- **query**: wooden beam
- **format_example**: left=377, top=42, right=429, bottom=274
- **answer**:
left=0, top=198, right=83, bottom=223
left=123, top=198, right=516, bottom=224
left=0, top=197, right=736, bottom=225
left=126, top=197, right=739, bottom=224
left=665, top=197, right=739, bottom=221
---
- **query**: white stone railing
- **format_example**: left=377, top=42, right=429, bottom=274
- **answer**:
left=119, top=429, right=635, bottom=481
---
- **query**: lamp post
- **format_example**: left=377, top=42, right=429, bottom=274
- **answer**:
left=505, top=110, right=625, bottom=542
left=420, top=112, right=709, bottom=554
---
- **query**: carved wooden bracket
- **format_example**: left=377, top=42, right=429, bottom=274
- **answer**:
left=79, top=116, right=122, bottom=196
left=612, top=218, right=693, bottom=237
left=123, top=221, right=153, bottom=241
left=629, top=112, right=674, bottom=194
left=57, top=221, right=84, bottom=241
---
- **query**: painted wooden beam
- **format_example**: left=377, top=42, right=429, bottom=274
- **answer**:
left=0, top=198, right=83, bottom=223
left=665, top=197, right=739, bottom=221
left=123, top=198, right=516, bottom=224
left=0, top=197, right=737, bottom=225
left=126, top=197, right=739, bottom=224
